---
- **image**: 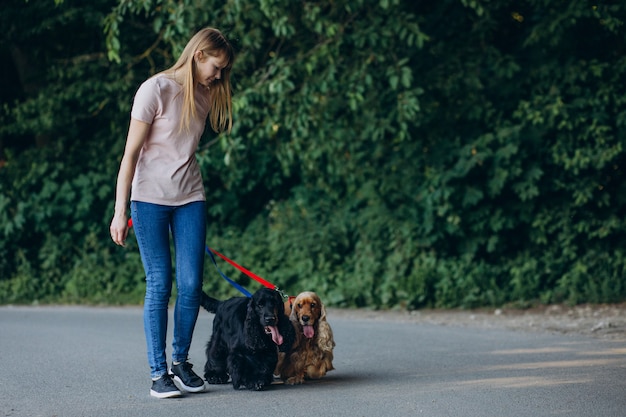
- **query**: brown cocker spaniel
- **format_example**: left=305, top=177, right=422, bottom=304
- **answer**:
left=275, top=291, right=335, bottom=384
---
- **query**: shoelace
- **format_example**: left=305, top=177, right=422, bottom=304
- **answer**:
left=158, top=375, right=177, bottom=387
left=175, top=362, right=200, bottom=381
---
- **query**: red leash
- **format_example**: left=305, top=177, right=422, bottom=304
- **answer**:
left=127, top=218, right=288, bottom=299
left=208, top=248, right=275, bottom=290
left=208, top=249, right=289, bottom=300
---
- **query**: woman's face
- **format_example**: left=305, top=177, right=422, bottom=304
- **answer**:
left=195, top=51, right=228, bottom=88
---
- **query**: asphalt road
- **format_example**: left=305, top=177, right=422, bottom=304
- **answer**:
left=1, top=305, right=626, bottom=417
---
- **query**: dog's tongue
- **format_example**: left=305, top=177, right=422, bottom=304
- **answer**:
left=268, top=326, right=283, bottom=345
left=303, top=325, right=315, bottom=339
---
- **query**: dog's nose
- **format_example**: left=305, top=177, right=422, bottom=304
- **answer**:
left=302, top=315, right=310, bottom=323
left=264, top=315, right=277, bottom=324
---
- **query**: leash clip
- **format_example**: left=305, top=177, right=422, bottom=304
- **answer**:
left=274, top=286, right=289, bottom=302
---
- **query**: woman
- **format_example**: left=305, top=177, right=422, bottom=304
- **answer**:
left=110, top=27, right=234, bottom=399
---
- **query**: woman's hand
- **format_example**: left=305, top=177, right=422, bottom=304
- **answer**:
left=110, top=213, right=129, bottom=246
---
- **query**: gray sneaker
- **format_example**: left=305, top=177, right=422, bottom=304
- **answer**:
left=150, top=374, right=182, bottom=399
left=170, top=362, right=206, bottom=393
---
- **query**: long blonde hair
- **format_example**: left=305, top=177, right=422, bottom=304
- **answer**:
left=164, top=27, right=234, bottom=133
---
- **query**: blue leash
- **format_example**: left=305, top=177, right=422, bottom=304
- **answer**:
left=205, top=246, right=252, bottom=297
left=126, top=218, right=253, bottom=297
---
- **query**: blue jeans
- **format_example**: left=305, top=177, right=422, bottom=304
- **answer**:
left=131, top=200, right=206, bottom=378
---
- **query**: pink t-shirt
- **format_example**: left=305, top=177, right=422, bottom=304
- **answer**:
left=130, top=74, right=210, bottom=206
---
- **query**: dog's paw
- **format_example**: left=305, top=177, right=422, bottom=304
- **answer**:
left=243, top=380, right=267, bottom=391
left=286, top=375, right=304, bottom=385
left=305, top=366, right=327, bottom=380
left=252, top=382, right=266, bottom=391
left=206, top=374, right=229, bottom=385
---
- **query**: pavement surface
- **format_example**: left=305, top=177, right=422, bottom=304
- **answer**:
left=1, top=305, right=626, bottom=417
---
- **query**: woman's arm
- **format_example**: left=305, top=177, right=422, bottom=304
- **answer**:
left=110, top=118, right=151, bottom=246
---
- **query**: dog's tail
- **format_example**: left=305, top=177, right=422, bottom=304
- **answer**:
left=200, top=291, right=221, bottom=313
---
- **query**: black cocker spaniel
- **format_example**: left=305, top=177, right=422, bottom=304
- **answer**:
left=201, top=288, right=295, bottom=390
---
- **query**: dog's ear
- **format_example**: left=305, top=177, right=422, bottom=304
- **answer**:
left=316, top=320, right=335, bottom=352
left=276, top=292, right=286, bottom=315
left=320, top=302, right=327, bottom=322
left=289, top=297, right=299, bottom=321
left=246, top=296, right=256, bottom=315
left=244, top=301, right=267, bottom=351
left=278, top=310, right=296, bottom=353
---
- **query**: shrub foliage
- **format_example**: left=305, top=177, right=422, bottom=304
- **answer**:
left=1, top=0, right=625, bottom=308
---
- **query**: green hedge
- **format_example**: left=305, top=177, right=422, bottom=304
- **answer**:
left=1, top=0, right=625, bottom=308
